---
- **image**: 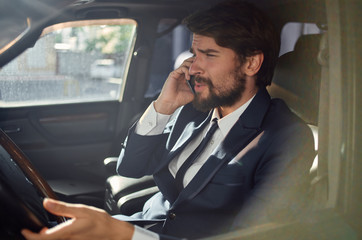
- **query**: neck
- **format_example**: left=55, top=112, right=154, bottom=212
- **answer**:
left=217, top=86, right=259, bottom=118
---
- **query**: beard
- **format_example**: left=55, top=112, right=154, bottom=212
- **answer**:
left=192, top=68, right=246, bottom=112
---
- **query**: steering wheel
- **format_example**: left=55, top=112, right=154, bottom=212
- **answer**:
left=0, top=128, right=66, bottom=238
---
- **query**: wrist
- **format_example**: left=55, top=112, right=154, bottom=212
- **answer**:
left=110, top=218, right=135, bottom=240
left=153, top=100, right=177, bottom=115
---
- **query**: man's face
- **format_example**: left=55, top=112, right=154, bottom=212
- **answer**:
left=189, top=34, right=246, bottom=112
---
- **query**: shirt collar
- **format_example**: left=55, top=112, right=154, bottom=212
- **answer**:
left=211, top=95, right=256, bottom=137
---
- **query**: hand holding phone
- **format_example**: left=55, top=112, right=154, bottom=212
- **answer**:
left=154, top=57, right=195, bottom=114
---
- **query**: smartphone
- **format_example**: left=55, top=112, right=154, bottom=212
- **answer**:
left=187, top=76, right=195, bottom=95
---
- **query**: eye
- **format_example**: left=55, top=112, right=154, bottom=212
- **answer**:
left=206, top=54, right=216, bottom=57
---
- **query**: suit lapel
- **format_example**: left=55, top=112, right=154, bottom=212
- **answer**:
left=156, top=109, right=212, bottom=173
left=154, top=107, right=212, bottom=203
left=173, top=88, right=271, bottom=207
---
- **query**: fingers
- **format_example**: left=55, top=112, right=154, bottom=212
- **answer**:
left=21, top=199, right=85, bottom=240
left=174, top=57, right=194, bottom=81
left=21, top=220, right=74, bottom=240
left=21, top=227, right=49, bottom=240
left=154, top=57, right=195, bottom=114
left=22, top=218, right=89, bottom=240
left=43, top=198, right=102, bottom=219
left=21, top=228, right=42, bottom=240
left=21, top=207, right=135, bottom=240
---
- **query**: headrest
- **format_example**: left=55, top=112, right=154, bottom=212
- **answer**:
left=269, top=34, right=322, bottom=125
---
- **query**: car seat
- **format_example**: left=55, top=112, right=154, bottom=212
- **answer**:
left=268, top=33, right=322, bottom=191
left=104, top=34, right=323, bottom=216
left=269, top=34, right=321, bottom=127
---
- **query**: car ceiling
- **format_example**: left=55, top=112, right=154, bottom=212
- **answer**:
left=0, top=0, right=326, bottom=26
left=0, top=0, right=325, bottom=68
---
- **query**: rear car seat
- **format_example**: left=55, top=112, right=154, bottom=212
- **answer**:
left=268, top=33, right=322, bottom=181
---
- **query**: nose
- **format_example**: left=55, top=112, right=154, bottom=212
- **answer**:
left=189, top=57, right=203, bottom=76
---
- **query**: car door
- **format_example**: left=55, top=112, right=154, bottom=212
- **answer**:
left=0, top=2, right=168, bottom=208
left=0, top=0, right=190, bottom=208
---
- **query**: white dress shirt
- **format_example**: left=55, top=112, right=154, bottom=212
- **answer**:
left=131, top=97, right=254, bottom=240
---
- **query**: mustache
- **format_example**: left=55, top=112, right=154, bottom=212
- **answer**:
left=193, top=75, right=212, bottom=86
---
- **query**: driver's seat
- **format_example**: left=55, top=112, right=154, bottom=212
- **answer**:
left=104, top=34, right=323, bottom=216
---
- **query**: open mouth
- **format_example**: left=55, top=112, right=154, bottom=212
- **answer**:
left=194, top=81, right=208, bottom=93
left=193, top=76, right=211, bottom=93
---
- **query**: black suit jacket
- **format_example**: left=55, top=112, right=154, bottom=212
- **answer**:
left=117, top=88, right=315, bottom=239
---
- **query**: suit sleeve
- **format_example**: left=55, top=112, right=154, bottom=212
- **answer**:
left=135, top=102, right=171, bottom=136
left=116, top=103, right=175, bottom=178
left=117, top=125, right=169, bottom=178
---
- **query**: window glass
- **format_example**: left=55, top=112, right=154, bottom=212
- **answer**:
left=0, top=19, right=137, bottom=107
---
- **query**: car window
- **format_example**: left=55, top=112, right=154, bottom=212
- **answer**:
left=0, top=19, right=137, bottom=107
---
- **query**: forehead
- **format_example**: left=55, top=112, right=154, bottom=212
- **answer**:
left=192, top=34, right=216, bottom=46
left=191, top=34, right=220, bottom=50
left=191, top=34, right=236, bottom=56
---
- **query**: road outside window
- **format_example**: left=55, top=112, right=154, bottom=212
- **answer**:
left=0, top=19, right=137, bottom=107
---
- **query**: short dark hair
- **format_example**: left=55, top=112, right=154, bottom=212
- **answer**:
left=183, top=0, right=280, bottom=87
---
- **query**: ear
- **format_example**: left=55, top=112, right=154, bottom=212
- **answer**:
left=243, top=52, right=264, bottom=77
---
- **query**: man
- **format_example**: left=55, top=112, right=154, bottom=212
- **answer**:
left=22, top=1, right=315, bottom=240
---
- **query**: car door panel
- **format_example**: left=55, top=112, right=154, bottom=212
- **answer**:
left=0, top=101, right=126, bottom=200
left=28, top=104, right=116, bottom=145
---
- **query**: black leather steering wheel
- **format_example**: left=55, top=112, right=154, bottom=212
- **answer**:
left=0, top=128, right=66, bottom=238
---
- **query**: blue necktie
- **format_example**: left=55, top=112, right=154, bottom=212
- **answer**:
left=175, top=119, right=218, bottom=190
